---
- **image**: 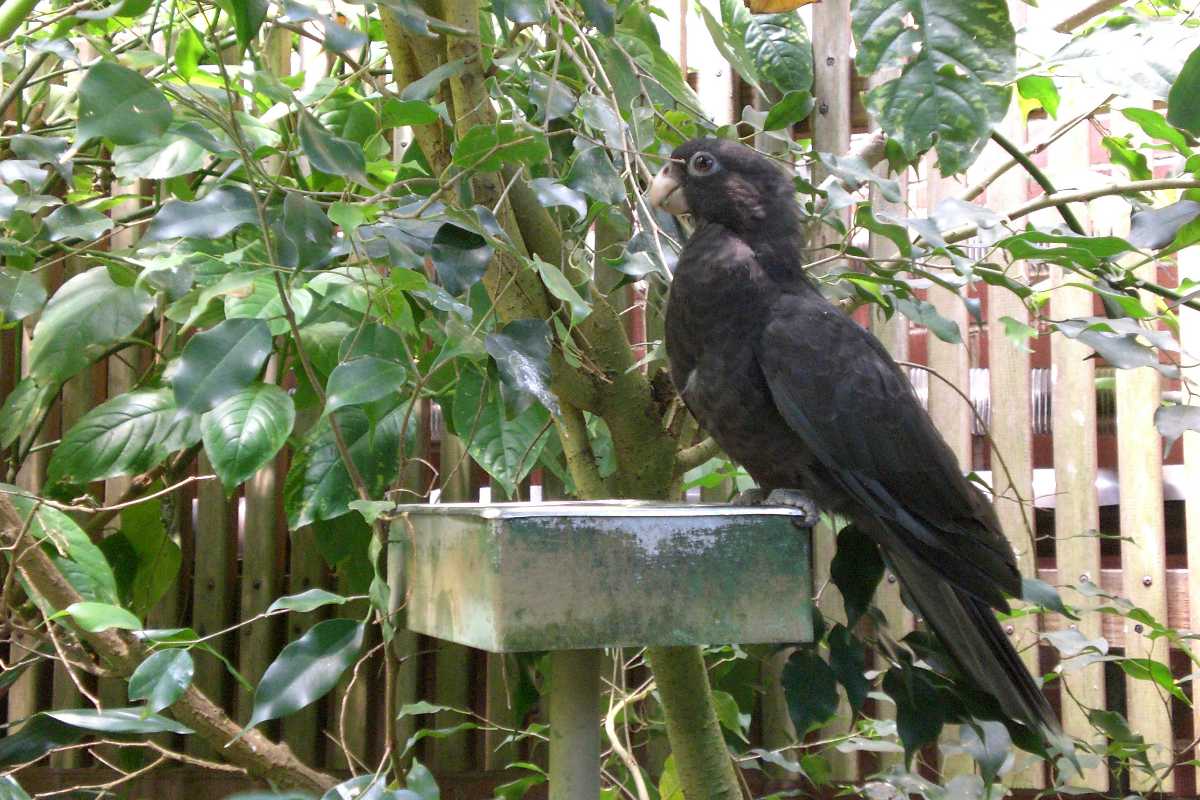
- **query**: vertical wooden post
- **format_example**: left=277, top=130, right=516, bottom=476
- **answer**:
left=432, top=429, right=475, bottom=772
left=980, top=28, right=1045, bottom=783
left=283, top=524, right=329, bottom=766
left=548, top=648, right=602, bottom=800
left=1181, top=247, right=1200, bottom=776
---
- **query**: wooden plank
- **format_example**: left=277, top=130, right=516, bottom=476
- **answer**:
left=924, top=165, right=975, bottom=781
left=326, top=566, right=373, bottom=771
left=282, top=524, right=328, bottom=766
left=980, top=44, right=1046, bottom=784
left=1182, top=246, right=1200, bottom=780
left=1041, top=83, right=1107, bottom=788
left=187, top=452, right=235, bottom=757
left=1113, top=263, right=1171, bottom=793
left=432, top=429, right=475, bottom=772
left=809, top=0, right=856, bottom=780
left=1037, top=567, right=1188, bottom=643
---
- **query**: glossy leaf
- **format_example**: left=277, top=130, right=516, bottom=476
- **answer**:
left=284, top=403, right=414, bottom=528
left=172, top=318, right=273, bottom=414
left=76, top=62, right=172, bottom=146
left=485, top=319, right=559, bottom=414
left=882, top=664, right=945, bottom=760
left=201, top=383, right=295, bottom=491
left=1053, top=18, right=1193, bottom=102
left=0, top=380, right=54, bottom=450
left=533, top=257, right=591, bottom=324
left=782, top=647, right=839, bottom=735
left=1155, top=403, right=1200, bottom=453
left=398, top=57, right=467, bottom=101
left=451, top=369, right=550, bottom=497
left=896, top=297, right=962, bottom=344
left=430, top=224, right=493, bottom=295
left=0, top=267, right=46, bottom=322
left=762, top=90, right=814, bottom=130
left=1016, top=75, right=1059, bottom=119
left=45, top=707, right=192, bottom=734
left=828, top=624, right=869, bottom=713
left=267, top=588, right=348, bottom=615
left=1169, top=44, right=1200, bottom=134
left=853, top=0, right=1014, bottom=174
left=452, top=123, right=551, bottom=173
left=323, top=357, right=408, bottom=419
left=112, top=132, right=206, bottom=180
left=576, top=0, right=613, bottom=34
left=28, top=267, right=155, bottom=384
left=565, top=144, right=624, bottom=205
left=144, top=186, right=259, bottom=241
left=494, top=0, right=548, bottom=24
left=273, top=193, right=334, bottom=269
left=174, top=26, right=204, bottom=78
left=829, top=523, right=884, bottom=627
left=3, top=484, right=119, bottom=604
left=744, top=12, right=812, bottom=95
left=128, top=649, right=194, bottom=713
left=232, top=0, right=268, bottom=49
left=42, top=206, right=113, bottom=242
left=298, top=112, right=368, bottom=182
left=63, top=601, right=142, bottom=632
left=109, top=499, right=183, bottom=615
left=48, top=389, right=199, bottom=486
left=246, top=618, right=365, bottom=729
left=1128, top=200, right=1200, bottom=250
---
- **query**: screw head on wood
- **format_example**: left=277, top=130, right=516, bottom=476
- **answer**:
left=1141, top=575, right=1153, bottom=587
left=1134, top=623, right=1145, bottom=634
left=1079, top=573, right=1090, bottom=584
left=1004, top=625, right=1015, bottom=635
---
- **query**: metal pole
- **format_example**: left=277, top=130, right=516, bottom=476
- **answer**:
left=548, top=648, right=601, bottom=800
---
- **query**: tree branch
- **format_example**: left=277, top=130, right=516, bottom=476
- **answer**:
left=1053, top=0, right=1121, bottom=33
left=989, top=129, right=1087, bottom=236
left=675, top=437, right=723, bottom=475
left=0, top=492, right=338, bottom=795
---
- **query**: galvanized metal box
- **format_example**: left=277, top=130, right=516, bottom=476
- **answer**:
left=389, top=501, right=813, bottom=652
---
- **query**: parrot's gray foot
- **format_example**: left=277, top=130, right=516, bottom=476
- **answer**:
left=732, top=487, right=820, bottom=527
left=765, top=488, right=821, bottom=528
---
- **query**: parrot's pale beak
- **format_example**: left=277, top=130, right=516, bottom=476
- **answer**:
left=647, top=163, right=689, bottom=215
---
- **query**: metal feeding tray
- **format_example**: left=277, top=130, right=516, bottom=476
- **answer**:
left=388, top=500, right=814, bottom=652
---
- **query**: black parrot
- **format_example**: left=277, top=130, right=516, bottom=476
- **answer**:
left=648, top=138, right=1061, bottom=744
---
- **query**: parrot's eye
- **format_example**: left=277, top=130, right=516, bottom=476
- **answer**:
left=688, top=151, right=717, bottom=176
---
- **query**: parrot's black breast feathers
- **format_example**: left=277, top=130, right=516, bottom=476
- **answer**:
left=656, top=137, right=1062, bottom=745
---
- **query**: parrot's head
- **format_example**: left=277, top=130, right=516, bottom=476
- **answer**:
left=646, top=138, right=796, bottom=234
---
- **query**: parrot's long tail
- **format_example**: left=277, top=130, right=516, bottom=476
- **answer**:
left=883, top=544, right=1063, bottom=745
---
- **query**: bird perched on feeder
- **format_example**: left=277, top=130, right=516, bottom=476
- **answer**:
left=648, top=137, right=1062, bottom=746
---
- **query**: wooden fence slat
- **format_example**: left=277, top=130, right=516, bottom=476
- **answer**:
left=432, top=429, right=475, bottom=772
left=235, top=449, right=283, bottom=723
left=283, top=525, right=329, bottom=766
left=187, top=452, right=236, bottom=758
left=981, top=57, right=1046, bottom=785
left=925, top=165, right=976, bottom=780
left=1113, top=262, right=1172, bottom=792
left=1182, top=246, right=1200, bottom=777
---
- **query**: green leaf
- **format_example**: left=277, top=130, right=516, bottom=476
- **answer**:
left=267, top=588, right=349, bottom=615
left=48, top=389, right=199, bottom=486
left=1119, top=658, right=1187, bottom=703
left=398, top=57, right=467, bottom=102
left=852, top=0, right=1014, bottom=174
left=63, top=601, right=142, bottom=632
left=576, top=0, right=613, bottom=35
left=431, top=224, right=493, bottom=295
left=298, top=112, right=368, bottom=183
left=201, top=383, right=295, bottom=491
left=696, top=1, right=760, bottom=90
left=0, top=715, right=81, bottom=767
left=895, top=297, right=962, bottom=344
left=529, top=178, right=588, bottom=219
left=76, top=62, right=172, bottom=146
left=406, top=760, right=440, bottom=800
left=452, top=123, right=550, bottom=173
left=659, top=756, right=683, bottom=800
left=762, top=90, right=814, bottom=130
left=232, top=0, right=268, bottom=50
left=745, top=12, right=812, bottom=94
left=565, top=144, right=624, bottom=205
left=493, top=0, right=548, bottom=24
left=829, top=523, right=885, bottom=627
left=1101, top=134, right=1151, bottom=181
left=378, top=0, right=466, bottom=38
left=44, top=707, right=192, bottom=735
left=2, top=484, right=120, bottom=605
left=108, top=498, right=182, bottom=615
left=246, top=618, right=365, bottom=729
left=1122, top=107, right=1191, bottom=155
left=0, top=380, right=55, bottom=449
left=882, top=664, right=945, bottom=761
left=1169, top=44, right=1200, bottom=134
left=0, top=776, right=31, bottom=800
left=530, top=74, right=576, bottom=122
left=533, top=257, right=591, bottom=324
left=42, top=206, right=113, bottom=243
left=0, top=267, right=46, bottom=322
left=324, top=357, right=408, bottom=418
left=1053, top=18, right=1194, bottom=102
left=273, top=193, right=334, bottom=269
left=451, top=369, right=550, bottom=497
left=381, top=98, right=440, bottom=127
left=711, top=690, right=749, bottom=742
left=1016, top=75, right=1059, bottom=119
left=112, top=132, right=206, bottom=180
left=484, top=319, right=559, bottom=415
left=174, top=26, right=204, bottom=79
left=144, top=185, right=259, bottom=241
left=782, top=647, right=839, bottom=735
left=172, top=318, right=273, bottom=414
left=128, top=650, right=194, bottom=713
left=1155, top=403, right=1200, bottom=453
left=28, top=267, right=155, bottom=383
left=999, top=315, right=1037, bottom=353
left=827, top=624, right=869, bottom=712
left=284, top=403, right=415, bottom=528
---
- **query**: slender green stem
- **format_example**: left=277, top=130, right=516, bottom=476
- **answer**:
left=990, top=129, right=1086, bottom=236
left=0, top=0, right=38, bottom=43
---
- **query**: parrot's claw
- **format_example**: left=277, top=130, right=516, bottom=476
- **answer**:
left=731, top=488, right=820, bottom=527
left=731, top=488, right=767, bottom=506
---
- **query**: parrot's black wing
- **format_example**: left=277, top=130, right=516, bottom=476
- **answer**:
left=754, top=290, right=1061, bottom=740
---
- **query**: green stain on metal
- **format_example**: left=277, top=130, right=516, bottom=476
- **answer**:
left=391, top=502, right=815, bottom=652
